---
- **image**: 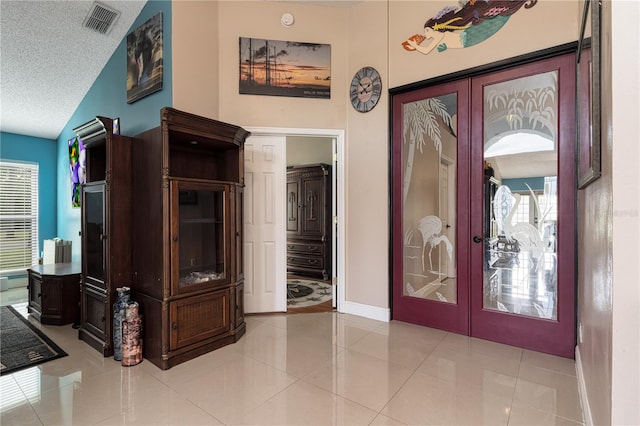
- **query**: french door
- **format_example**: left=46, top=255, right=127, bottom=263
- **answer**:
left=391, top=51, right=576, bottom=358
left=391, top=79, right=471, bottom=335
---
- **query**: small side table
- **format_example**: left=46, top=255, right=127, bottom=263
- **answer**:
left=27, top=262, right=81, bottom=325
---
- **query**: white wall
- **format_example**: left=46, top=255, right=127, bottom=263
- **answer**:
left=610, top=1, right=640, bottom=424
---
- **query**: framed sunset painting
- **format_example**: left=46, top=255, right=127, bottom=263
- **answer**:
left=239, top=37, right=330, bottom=99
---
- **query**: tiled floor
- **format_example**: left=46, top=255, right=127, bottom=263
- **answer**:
left=1, top=291, right=584, bottom=425
left=0, top=287, right=29, bottom=307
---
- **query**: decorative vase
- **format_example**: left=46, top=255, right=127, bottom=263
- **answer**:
left=112, top=286, right=130, bottom=361
left=122, top=301, right=143, bottom=366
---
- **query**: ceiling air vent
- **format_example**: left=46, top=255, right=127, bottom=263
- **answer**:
left=83, top=2, right=120, bottom=35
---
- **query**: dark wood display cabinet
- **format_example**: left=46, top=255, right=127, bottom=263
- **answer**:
left=132, top=107, right=249, bottom=370
left=286, top=164, right=332, bottom=280
left=27, top=262, right=81, bottom=325
left=76, top=116, right=133, bottom=356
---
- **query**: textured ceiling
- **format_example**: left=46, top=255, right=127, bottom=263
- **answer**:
left=0, top=0, right=557, bottom=182
left=0, top=0, right=147, bottom=140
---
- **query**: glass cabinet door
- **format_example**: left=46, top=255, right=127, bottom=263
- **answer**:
left=82, top=184, right=105, bottom=288
left=171, top=181, right=229, bottom=294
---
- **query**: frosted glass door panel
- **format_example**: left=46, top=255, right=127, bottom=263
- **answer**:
left=482, top=71, right=558, bottom=320
left=402, top=93, right=457, bottom=304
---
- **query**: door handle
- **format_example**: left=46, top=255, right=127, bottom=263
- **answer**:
left=473, top=235, right=483, bottom=244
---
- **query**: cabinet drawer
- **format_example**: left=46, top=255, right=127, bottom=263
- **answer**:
left=170, top=289, right=231, bottom=351
left=286, top=241, right=324, bottom=256
left=287, top=254, right=324, bottom=270
left=81, top=286, right=107, bottom=340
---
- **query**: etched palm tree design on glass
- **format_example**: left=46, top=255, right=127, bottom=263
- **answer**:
left=402, top=94, right=458, bottom=303
left=483, top=71, right=559, bottom=320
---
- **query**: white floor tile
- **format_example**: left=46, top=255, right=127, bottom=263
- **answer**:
left=2, top=295, right=584, bottom=426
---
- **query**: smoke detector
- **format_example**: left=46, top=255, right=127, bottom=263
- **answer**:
left=281, top=13, right=295, bottom=28
left=83, top=2, right=120, bottom=35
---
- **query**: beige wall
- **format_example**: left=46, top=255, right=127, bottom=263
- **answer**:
left=171, top=0, right=581, bottom=313
left=171, top=1, right=640, bottom=422
left=577, top=1, right=640, bottom=425
left=610, top=1, right=640, bottom=422
left=217, top=1, right=349, bottom=130
left=172, top=1, right=219, bottom=118
left=388, top=1, right=580, bottom=88
left=287, top=136, right=332, bottom=166
left=344, top=1, right=389, bottom=307
left=576, top=1, right=613, bottom=417
left=172, top=0, right=390, bottom=309
left=610, top=1, right=640, bottom=423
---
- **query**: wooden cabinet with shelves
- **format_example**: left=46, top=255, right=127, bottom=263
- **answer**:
left=76, top=116, right=133, bottom=356
left=286, top=164, right=332, bottom=280
left=132, top=108, right=249, bottom=370
left=27, top=263, right=81, bottom=325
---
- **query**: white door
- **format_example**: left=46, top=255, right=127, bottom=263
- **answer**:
left=243, top=135, right=287, bottom=313
left=331, top=138, right=338, bottom=308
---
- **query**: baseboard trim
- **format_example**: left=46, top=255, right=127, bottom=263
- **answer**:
left=340, top=300, right=390, bottom=322
left=575, top=346, right=594, bottom=426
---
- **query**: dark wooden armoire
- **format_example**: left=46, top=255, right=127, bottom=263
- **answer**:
left=76, top=116, right=133, bottom=356
left=286, top=163, right=332, bottom=280
left=131, top=107, right=249, bottom=370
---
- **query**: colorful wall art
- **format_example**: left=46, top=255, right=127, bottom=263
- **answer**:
left=402, top=0, right=538, bottom=55
left=68, top=136, right=86, bottom=208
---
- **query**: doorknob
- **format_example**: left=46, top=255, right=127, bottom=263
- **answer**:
left=473, top=235, right=483, bottom=243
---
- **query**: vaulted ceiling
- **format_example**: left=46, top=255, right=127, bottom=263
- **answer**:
left=0, top=0, right=365, bottom=141
left=0, top=0, right=559, bottom=182
left=0, top=1, right=147, bottom=140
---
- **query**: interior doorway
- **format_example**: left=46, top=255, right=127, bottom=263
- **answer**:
left=286, top=137, right=335, bottom=313
left=243, top=127, right=345, bottom=316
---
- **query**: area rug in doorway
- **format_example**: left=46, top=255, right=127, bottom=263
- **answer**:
left=0, top=306, right=67, bottom=375
left=287, top=279, right=332, bottom=307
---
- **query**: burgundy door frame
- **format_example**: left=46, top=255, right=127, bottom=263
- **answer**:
left=391, top=79, right=471, bottom=335
left=469, top=52, right=576, bottom=358
left=390, top=43, right=577, bottom=358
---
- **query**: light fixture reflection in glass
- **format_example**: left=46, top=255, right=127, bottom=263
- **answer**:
left=484, top=132, right=554, bottom=158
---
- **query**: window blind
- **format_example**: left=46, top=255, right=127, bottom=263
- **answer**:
left=0, top=161, right=39, bottom=273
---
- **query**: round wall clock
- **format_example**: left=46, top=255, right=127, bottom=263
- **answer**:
left=350, top=66, right=382, bottom=113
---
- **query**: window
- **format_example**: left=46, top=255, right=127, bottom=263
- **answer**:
left=512, top=193, right=530, bottom=225
left=0, top=161, right=39, bottom=273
